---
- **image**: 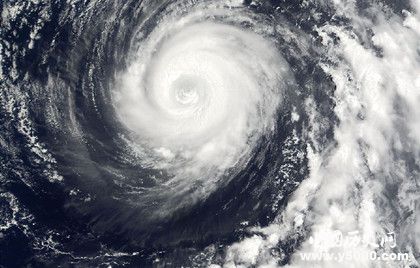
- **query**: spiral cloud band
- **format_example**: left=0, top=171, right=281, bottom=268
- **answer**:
left=113, top=2, right=291, bottom=214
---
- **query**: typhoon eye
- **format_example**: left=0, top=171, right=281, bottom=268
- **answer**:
left=171, top=75, right=202, bottom=106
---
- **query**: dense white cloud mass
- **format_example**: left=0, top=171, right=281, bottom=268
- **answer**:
left=113, top=1, right=292, bottom=217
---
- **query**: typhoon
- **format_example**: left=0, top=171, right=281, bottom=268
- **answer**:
left=0, top=0, right=419, bottom=267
